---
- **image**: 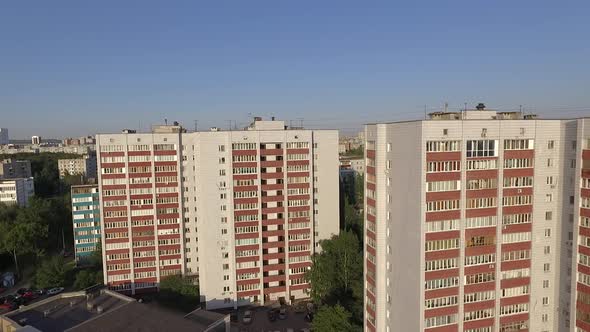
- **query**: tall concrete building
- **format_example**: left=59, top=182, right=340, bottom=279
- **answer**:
left=0, top=159, right=32, bottom=179
left=31, top=136, right=41, bottom=145
left=0, top=128, right=8, bottom=145
left=0, top=177, right=35, bottom=207
left=58, top=154, right=98, bottom=180
left=96, top=118, right=339, bottom=309
left=71, top=184, right=101, bottom=264
left=364, top=106, right=586, bottom=332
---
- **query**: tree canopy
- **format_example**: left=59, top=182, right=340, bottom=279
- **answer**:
left=306, top=230, right=363, bottom=328
left=312, top=304, right=356, bottom=332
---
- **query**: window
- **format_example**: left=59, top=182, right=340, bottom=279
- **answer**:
left=545, top=211, right=552, bottom=220
left=543, top=263, right=550, bottom=272
left=544, top=229, right=551, bottom=237
left=426, top=180, right=460, bottom=192
left=544, top=246, right=551, bottom=254
left=543, top=280, right=549, bottom=288
left=504, top=139, right=534, bottom=150
left=542, top=297, right=549, bottom=305
left=466, top=159, right=497, bottom=170
left=547, top=176, right=554, bottom=185
left=466, top=140, right=498, bottom=157
left=426, top=141, right=461, bottom=152
left=547, top=140, right=554, bottom=149
left=424, top=314, right=458, bottom=328
left=547, top=158, right=553, bottom=167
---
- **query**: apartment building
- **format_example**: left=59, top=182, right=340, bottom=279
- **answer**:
left=0, top=177, right=35, bottom=207
left=71, top=184, right=101, bottom=264
left=364, top=106, right=586, bottom=332
left=572, top=122, right=590, bottom=331
left=96, top=118, right=339, bottom=309
left=58, top=153, right=98, bottom=179
left=0, top=128, right=8, bottom=145
left=0, top=159, right=32, bottom=179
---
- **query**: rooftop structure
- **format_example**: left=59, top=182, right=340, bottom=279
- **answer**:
left=1, top=288, right=229, bottom=332
left=0, top=128, right=8, bottom=145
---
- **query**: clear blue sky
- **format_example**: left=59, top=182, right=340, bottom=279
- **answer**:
left=1, top=1, right=589, bottom=139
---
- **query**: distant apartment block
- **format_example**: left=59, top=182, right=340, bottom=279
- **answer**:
left=58, top=154, right=98, bottom=179
left=0, top=159, right=32, bottom=179
left=31, top=135, right=41, bottom=145
left=339, top=157, right=365, bottom=175
left=0, top=177, right=35, bottom=207
left=0, top=128, right=8, bottom=145
left=96, top=118, right=339, bottom=309
left=71, top=184, right=101, bottom=264
left=364, top=105, right=586, bottom=332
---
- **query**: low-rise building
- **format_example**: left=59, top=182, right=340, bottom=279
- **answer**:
left=0, top=177, right=34, bottom=207
left=0, top=159, right=32, bottom=179
left=71, top=185, right=101, bottom=264
left=0, top=287, right=230, bottom=332
left=58, top=154, right=97, bottom=180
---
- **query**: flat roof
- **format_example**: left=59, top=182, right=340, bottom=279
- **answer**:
left=8, top=292, right=127, bottom=332
left=5, top=290, right=227, bottom=332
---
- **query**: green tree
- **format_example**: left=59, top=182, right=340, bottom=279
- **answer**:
left=33, top=255, right=69, bottom=289
left=74, top=270, right=99, bottom=290
left=0, top=203, right=48, bottom=275
left=305, top=231, right=364, bottom=327
left=157, top=275, right=200, bottom=311
left=312, top=304, right=356, bottom=332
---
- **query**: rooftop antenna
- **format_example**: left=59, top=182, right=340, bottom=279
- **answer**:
left=424, top=105, right=427, bottom=119
left=519, top=105, right=523, bottom=113
left=233, top=121, right=238, bottom=130
left=297, top=118, right=304, bottom=128
left=164, top=118, right=168, bottom=126
left=227, top=120, right=232, bottom=131
left=194, top=120, right=198, bottom=132
left=444, top=102, right=448, bottom=113
left=464, top=103, right=468, bottom=112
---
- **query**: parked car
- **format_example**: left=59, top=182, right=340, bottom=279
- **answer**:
left=267, top=309, right=277, bottom=321
left=47, top=287, right=64, bottom=295
left=242, top=310, right=253, bottom=324
left=16, top=288, right=28, bottom=296
left=278, top=308, right=287, bottom=320
left=21, top=291, right=38, bottom=301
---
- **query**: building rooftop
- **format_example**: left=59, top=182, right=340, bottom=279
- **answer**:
left=2, top=289, right=228, bottom=332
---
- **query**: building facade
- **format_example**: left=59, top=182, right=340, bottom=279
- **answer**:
left=0, top=177, right=35, bottom=207
left=0, top=159, right=32, bottom=179
left=364, top=108, right=586, bottom=332
left=71, top=184, right=102, bottom=264
left=96, top=119, right=339, bottom=309
left=0, top=128, right=8, bottom=145
left=572, top=121, right=590, bottom=331
left=58, top=154, right=98, bottom=179
left=31, top=136, right=41, bottom=145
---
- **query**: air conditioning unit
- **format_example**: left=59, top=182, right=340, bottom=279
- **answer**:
left=517, top=189, right=522, bottom=193
left=489, top=264, right=495, bottom=269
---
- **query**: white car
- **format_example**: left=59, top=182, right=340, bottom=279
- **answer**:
left=47, top=287, right=64, bottom=295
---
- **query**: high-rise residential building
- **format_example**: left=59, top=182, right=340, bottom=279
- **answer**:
left=58, top=153, right=98, bottom=180
left=31, top=136, right=42, bottom=145
left=363, top=105, right=586, bottom=332
left=0, top=159, right=32, bottom=179
left=0, top=128, right=8, bottom=145
left=572, top=125, right=590, bottom=331
left=71, top=184, right=101, bottom=264
left=96, top=118, right=339, bottom=309
left=0, top=177, right=35, bottom=207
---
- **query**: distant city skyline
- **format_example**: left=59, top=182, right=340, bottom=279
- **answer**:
left=2, top=1, right=590, bottom=138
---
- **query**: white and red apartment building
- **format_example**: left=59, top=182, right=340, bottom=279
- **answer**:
left=96, top=119, right=339, bottom=309
left=364, top=106, right=589, bottom=332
